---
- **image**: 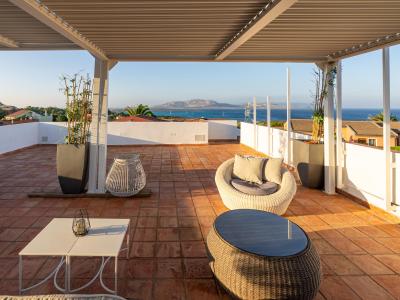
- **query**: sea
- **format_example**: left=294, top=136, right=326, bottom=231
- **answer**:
left=153, top=108, right=400, bottom=122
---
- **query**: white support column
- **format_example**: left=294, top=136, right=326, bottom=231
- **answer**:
left=267, top=96, right=272, bottom=156
left=336, top=60, right=344, bottom=189
left=88, top=58, right=109, bottom=193
left=286, top=68, right=292, bottom=165
left=253, top=96, right=257, bottom=150
left=324, top=63, right=336, bottom=194
left=382, top=48, right=393, bottom=210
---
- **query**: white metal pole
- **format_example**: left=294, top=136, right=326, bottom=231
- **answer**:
left=324, top=63, right=336, bottom=194
left=382, top=48, right=392, bottom=210
left=286, top=68, right=292, bottom=165
left=336, top=60, right=344, bottom=189
left=267, top=96, right=271, bottom=156
left=19, top=256, right=22, bottom=294
left=253, top=96, right=257, bottom=150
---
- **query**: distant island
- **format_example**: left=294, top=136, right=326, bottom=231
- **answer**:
left=152, top=99, right=237, bottom=110
left=151, top=99, right=310, bottom=110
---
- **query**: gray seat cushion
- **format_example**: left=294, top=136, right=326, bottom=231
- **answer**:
left=231, top=179, right=279, bottom=196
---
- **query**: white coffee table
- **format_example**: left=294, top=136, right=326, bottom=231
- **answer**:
left=19, top=218, right=130, bottom=295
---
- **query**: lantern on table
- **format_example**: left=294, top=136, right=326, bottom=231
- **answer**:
left=72, top=209, right=91, bottom=236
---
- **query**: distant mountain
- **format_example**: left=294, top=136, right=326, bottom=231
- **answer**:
left=113, top=100, right=311, bottom=112
left=152, top=99, right=239, bottom=110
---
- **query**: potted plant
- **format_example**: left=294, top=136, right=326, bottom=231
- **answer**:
left=293, top=65, right=336, bottom=189
left=57, top=74, right=92, bottom=194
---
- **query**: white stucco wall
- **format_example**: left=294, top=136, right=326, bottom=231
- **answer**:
left=37, top=121, right=209, bottom=145
left=39, top=122, right=68, bottom=144
left=0, top=123, right=39, bottom=154
left=208, top=120, right=239, bottom=140
left=240, top=122, right=255, bottom=148
left=107, top=122, right=208, bottom=145
left=2, top=120, right=239, bottom=154
left=341, top=143, right=388, bottom=210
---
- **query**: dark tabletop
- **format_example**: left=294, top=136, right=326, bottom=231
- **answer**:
left=214, top=209, right=308, bottom=257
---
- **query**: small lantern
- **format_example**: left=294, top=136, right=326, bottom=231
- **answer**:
left=72, top=209, right=91, bottom=236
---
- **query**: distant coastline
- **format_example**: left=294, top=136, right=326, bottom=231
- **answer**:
left=152, top=108, right=400, bottom=122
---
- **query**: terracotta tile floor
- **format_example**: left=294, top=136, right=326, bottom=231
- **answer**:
left=0, top=144, right=400, bottom=299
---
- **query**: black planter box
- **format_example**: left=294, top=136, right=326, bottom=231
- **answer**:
left=293, top=140, right=324, bottom=189
left=57, top=143, right=89, bottom=194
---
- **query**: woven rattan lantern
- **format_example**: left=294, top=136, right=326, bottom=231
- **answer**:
left=105, top=153, right=146, bottom=197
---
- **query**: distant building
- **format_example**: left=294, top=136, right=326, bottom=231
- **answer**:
left=286, top=119, right=399, bottom=147
left=286, top=119, right=313, bottom=135
left=4, top=109, right=52, bottom=122
left=342, top=121, right=397, bottom=147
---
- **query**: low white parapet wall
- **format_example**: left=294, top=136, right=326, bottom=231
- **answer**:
left=240, top=121, right=400, bottom=211
left=208, top=119, right=239, bottom=140
left=0, top=122, right=39, bottom=154
left=341, top=142, right=400, bottom=210
left=1, top=120, right=239, bottom=154
left=39, top=122, right=209, bottom=145
left=39, top=122, right=67, bottom=144
left=107, top=122, right=208, bottom=145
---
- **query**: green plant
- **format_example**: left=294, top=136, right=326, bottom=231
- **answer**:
left=391, top=146, right=400, bottom=152
left=0, top=109, right=6, bottom=120
left=311, top=64, right=336, bottom=143
left=61, top=74, right=92, bottom=144
left=369, top=111, right=398, bottom=122
left=257, top=120, right=284, bottom=127
left=55, top=113, right=68, bottom=122
left=125, top=104, right=154, bottom=117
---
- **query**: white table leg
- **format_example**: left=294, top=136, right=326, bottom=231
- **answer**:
left=65, top=256, right=70, bottom=293
left=127, top=224, right=130, bottom=259
left=114, top=256, right=118, bottom=294
left=19, top=256, right=23, bottom=295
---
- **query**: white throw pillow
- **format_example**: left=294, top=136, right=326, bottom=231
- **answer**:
left=264, top=157, right=283, bottom=184
left=232, top=154, right=265, bottom=184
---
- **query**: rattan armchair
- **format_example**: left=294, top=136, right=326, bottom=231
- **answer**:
left=215, top=158, right=297, bottom=215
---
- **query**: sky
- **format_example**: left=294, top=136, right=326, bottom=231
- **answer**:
left=1, top=45, right=400, bottom=109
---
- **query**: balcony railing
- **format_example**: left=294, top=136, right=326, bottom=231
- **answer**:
left=240, top=122, right=400, bottom=212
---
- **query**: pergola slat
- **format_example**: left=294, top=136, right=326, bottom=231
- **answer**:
left=8, top=0, right=107, bottom=60
left=1, top=0, right=400, bottom=62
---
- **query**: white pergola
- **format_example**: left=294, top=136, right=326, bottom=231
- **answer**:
left=1, top=0, right=399, bottom=210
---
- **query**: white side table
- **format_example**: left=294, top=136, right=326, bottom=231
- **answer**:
left=19, top=218, right=130, bottom=295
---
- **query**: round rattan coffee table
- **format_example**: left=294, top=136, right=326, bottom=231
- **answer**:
left=207, top=209, right=321, bottom=300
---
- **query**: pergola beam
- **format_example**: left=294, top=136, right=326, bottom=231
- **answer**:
left=111, top=54, right=325, bottom=63
left=0, top=35, right=19, bottom=48
left=215, top=0, right=298, bottom=60
left=108, top=59, right=118, bottom=71
left=328, top=32, right=400, bottom=61
left=9, top=0, right=108, bottom=60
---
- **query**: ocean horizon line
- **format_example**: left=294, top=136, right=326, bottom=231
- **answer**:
left=151, top=108, right=400, bottom=122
